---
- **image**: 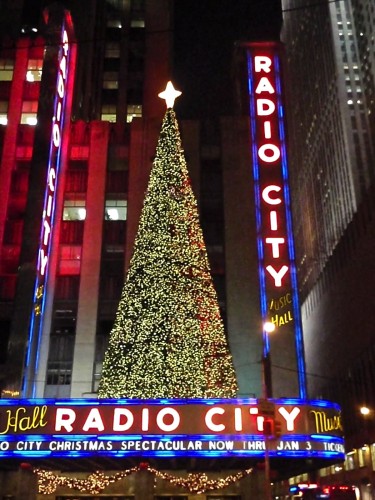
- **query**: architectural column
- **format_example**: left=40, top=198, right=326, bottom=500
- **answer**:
left=70, top=121, right=109, bottom=397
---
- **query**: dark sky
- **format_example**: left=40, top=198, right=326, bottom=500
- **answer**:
left=173, top=0, right=282, bottom=118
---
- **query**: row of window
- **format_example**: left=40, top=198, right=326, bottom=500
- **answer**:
left=63, top=199, right=127, bottom=221
left=0, top=101, right=142, bottom=125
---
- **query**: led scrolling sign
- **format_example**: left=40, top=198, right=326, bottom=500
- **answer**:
left=0, top=399, right=344, bottom=459
left=247, top=43, right=306, bottom=396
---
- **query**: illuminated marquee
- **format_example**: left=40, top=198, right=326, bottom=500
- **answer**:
left=0, top=398, right=344, bottom=459
left=246, top=42, right=306, bottom=397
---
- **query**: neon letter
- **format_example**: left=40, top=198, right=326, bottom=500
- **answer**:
left=254, top=56, right=272, bottom=73
left=278, top=406, right=301, bottom=431
left=255, top=77, right=275, bottom=94
left=82, top=408, right=105, bottom=432
left=265, top=237, right=285, bottom=258
left=48, top=168, right=56, bottom=191
left=234, top=408, right=243, bottom=431
left=55, top=408, right=76, bottom=432
left=262, top=185, right=282, bottom=205
left=113, top=408, right=134, bottom=431
left=266, top=265, right=289, bottom=287
left=43, top=220, right=51, bottom=245
left=264, top=121, right=271, bottom=139
left=256, top=99, right=275, bottom=116
left=270, top=211, right=278, bottom=230
left=141, top=408, right=149, bottom=431
left=39, top=249, right=48, bottom=276
left=205, top=407, right=225, bottom=432
left=156, top=408, right=180, bottom=432
left=52, top=123, right=61, bottom=148
left=258, top=143, right=280, bottom=163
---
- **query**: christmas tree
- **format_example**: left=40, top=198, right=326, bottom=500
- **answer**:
left=98, top=82, right=238, bottom=399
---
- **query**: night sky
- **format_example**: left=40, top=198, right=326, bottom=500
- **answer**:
left=173, top=0, right=282, bottom=118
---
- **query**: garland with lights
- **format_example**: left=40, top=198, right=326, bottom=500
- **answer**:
left=32, top=463, right=253, bottom=495
left=98, top=104, right=238, bottom=399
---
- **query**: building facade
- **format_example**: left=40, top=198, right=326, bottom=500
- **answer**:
left=0, top=0, right=357, bottom=498
left=0, top=0, right=305, bottom=404
left=281, top=0, right=375, bottom=495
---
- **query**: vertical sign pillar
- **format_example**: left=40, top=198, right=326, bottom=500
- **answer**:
left=245, top=42, right=307, bottom=399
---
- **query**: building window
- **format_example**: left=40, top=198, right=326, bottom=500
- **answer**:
left=0, top=59, right=14, bottom=81
left=45, top=333, right=75, bottom=387
left=11, top=166, right=29, bottom=194
left=20, top=100, right=38, bottom=125
left=26, top=59, right=42, bottom=82
left=358, top=447, right=366, bottom=467
left=58, top=245, right=82, bottom=275
left=106, top=18, right=122, bottom=29
left=105, top=42, right=120, bottom=58
left=105, top=199, right=127, bottom=220
left=65, top=170, right=88, bottom=192
left=0, top=276, right=17, bottom=300
left=101, top=104, right=117, bottom=122
left=103, top=71, right=119, bottom=89
left=100, top=273, right=123, bottom=301
left=106, top=170, right=128, bottom=193
left=3, top=220, right=23, bottom=245
left=54, top=276, right=80, bottom=300
left=103, top=220, right=126, bottom=246
left=127, top=104, right=142, bottom=122
left=130, top=19, right=145, bottom=28
left=60, top=221, right=84, bottom=244
left=0, top=100, right=8, bottom=125
left=345, top=452, right=355, bottom=470
left=63, top=199, right=86, bottom=221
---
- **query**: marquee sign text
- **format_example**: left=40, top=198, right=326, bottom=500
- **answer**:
left=0, top=398, right=344, bottom=460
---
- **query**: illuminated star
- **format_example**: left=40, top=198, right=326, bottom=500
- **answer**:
left=158, top=81, right=182, bottom=109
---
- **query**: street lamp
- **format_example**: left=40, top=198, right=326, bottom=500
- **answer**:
left=262, top=321, right=276, bottom=500
left=360, top=406, right=371, bottom=416
left=262, top=321, right=276, bottom=399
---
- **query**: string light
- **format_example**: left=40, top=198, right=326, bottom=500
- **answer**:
left=33, top=464, right=254, bottom=495
left=98, top=107, right=238, bottom=399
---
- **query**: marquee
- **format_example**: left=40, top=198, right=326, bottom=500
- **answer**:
left=0, top=398, right=344, bottom=460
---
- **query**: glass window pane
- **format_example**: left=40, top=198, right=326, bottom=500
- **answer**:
left=63, top=200, right=86, bottom=221
left=20, top=114, right=37, bottom=125
left=127, top=104, right=142, bottom=123
left=105, top=200, right=127, bottom=220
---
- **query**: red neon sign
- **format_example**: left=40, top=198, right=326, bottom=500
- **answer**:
left=252, top=53, right=289, bottom=289
left=38, top=29, right=69, bottom=278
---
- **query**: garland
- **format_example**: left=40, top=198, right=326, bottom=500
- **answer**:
left=31, top=463, right=253, bottom=495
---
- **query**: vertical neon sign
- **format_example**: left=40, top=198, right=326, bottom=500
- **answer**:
left=246, top=43, right=307, bottom=399
left=24, top=25, right=71, bottom=397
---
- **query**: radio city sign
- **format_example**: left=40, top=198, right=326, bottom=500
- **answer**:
left=248, top=44, right=292, bottom=290
left=38, top=27, right=70, bottom=282
left=0, top=398, right=344, bottom=459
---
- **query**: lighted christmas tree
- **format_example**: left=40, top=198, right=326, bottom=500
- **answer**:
left=98, top=82, right=238, bottom=399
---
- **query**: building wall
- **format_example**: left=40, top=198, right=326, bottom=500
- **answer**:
left=281, top=0, right=375, bottom=453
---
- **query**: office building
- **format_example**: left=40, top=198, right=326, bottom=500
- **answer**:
left=281, top=0, right=375, bottom=494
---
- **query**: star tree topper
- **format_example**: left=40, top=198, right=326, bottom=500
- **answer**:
left=158, top=81, right=182, bottom=109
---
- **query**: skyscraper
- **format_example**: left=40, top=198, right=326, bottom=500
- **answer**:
left=281, top=0, right=375, bottom=491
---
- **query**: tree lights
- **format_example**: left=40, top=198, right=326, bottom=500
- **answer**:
left=98, top=96, right=237, bottom=399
